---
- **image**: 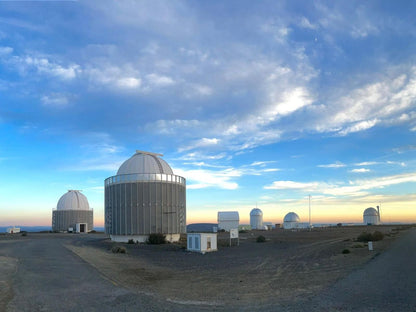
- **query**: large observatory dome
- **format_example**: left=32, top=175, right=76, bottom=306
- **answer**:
left=57, top=190, right=90, bottom=211
left=283, top=212, right=300, bottom=229
left=117, top=150, right=173, bottom=175
left=284, top=212, right=300, bottom=223
left=363, top=207, right=378, bottom=216
left=250, top=208, right=263, bottom=217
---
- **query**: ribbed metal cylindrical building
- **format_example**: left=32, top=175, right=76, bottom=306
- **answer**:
left=105, top=150, right=186, bottom=242
left=250, top=208, right=263, bottom=230
left=52, top=190, right=94, bottom=232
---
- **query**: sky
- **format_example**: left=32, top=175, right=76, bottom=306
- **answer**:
left=0, top=0, right=415, bottom=227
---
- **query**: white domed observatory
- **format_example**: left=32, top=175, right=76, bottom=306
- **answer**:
left=250, top=208, right=263, bottom=230
left=283, top=212, right=300, bottom=229
left=52, top=190, right=93, bottom=233
left=105, top=150, right=186, bottom=243
left=363, top=207, right=380, bottom=225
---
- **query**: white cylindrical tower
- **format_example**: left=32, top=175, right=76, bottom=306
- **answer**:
left=250, top=208, right=263, bottom=230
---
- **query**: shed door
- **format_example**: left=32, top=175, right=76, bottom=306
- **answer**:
left=194, top=236, right=200, bottom=250
left=207, top=237, right=211, bottom=250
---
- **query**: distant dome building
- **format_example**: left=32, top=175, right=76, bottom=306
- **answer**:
left=52, top=190, right=93, bottom=233
left=283, top=212, right=300, bottom=229
left=105, top=150, right=186, bottom=242
left=250, top=208, right=263, bottom=230
left=363, top=207, right=380, bottom=225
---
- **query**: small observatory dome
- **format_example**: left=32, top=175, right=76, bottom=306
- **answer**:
left=117, top=150, right=173, bottom=175
left=283, top=212, right=300, bottom=229
left=250, top=208, right=263, bottom=230
left=57, top=190, right=90, bottom=211
left=363, top=207, right=380, bottom=225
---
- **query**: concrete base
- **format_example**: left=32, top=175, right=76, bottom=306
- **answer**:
left=110, top=234, right=181, bottom=243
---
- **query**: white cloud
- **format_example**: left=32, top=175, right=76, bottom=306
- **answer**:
left=41, top=94, right=70, bottom=108
left=116, top=77, right=141, bottom=89
left=179, top=137, right=220, bottom=152
left=318, top=161, right=346, bottom=168
left=350, top=168, right=370, bottom=173
left=146, top=73, right=175, bottom=87
left=175, top=168, right=239, bottom=190
left=264, top=172, right=416, bottom=197
left=0, top=46, right=13, bottom=55
left=264, top=181, right=319, bottom=190
left=338, top=119, right=378, bottom=136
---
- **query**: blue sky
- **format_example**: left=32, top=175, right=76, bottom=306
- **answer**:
left=1, top=1, right=415, bottom=226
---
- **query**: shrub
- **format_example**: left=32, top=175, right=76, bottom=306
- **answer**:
left=127, top=239, right=135, bottom=244
left=147, top=233, right=166, bottom=245
left=21, top=232, right=27, bottom=237
left=357, top=231, right=384, bottom=242
left=342, top=249, right=350, bottom=254
left=256, top=235, right=266, bottom=243
left=111, top=246, right=126, bottom=254
left=372, top=231, right=384, bottom=241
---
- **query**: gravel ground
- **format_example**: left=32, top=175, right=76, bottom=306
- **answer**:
left=0, top=225, right=414, bottom=311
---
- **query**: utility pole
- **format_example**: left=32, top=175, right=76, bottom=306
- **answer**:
left=309, top=195, right=311, bottom=230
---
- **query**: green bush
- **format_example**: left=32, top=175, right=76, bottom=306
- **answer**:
left=372, top=231, right=384, bottom=241
left=357, top=231, right=384, bottom=242
left=256, top=235, right=266, bottom=243
left=127, top=239, right=135, bottom=244
left=342, top=249, right=350, bottom=254
left=111, top=246, right=126, bottom=254
left=21, top=232, right=27, bottom=237
left=147, top=233, right=166, bottom=244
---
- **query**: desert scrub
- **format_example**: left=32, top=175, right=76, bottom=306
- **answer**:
left=127, top=239, right=135, bottom=244
left=147, top=233, right=166, bottom=244
left=342, top=249, right=350, bottom=254
left=357, top=231, right=384, bottom=242
left=111, top=246, right=127, bottom=254
left=352, top=243, right=365, bottom=248
left=256, top=235, right=266, bottom=243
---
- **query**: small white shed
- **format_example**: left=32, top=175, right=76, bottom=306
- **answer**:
left=187, top=233, right=217, bottom=253
left=218, top=211, right=239, bottom=231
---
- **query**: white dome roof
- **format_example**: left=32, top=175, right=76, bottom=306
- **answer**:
left=57, top=190, right=90, bottom=211
left=117, top=150, right=173, bottom=175
left=363, top=207, right=379, bottom=216
left=250, top=208, right=263, bottom=216
left=284, top=212, right=300, bottom=223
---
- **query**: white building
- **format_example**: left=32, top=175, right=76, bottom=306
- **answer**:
left=217, top=211, right=239, bottom=231
left=250, top=208, right=263, bottom=230
left=363, top=207, right=380, bottom=225
left=6, top=227, right=20, bottom=234
left=52, top=190, right=93, bottom=233
left=283, top=212, right=300, bottom=229
left=187, top=233, right=217, bottom=253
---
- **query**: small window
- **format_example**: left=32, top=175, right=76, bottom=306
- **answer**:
left=188, top=236, right=193, bottom=249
